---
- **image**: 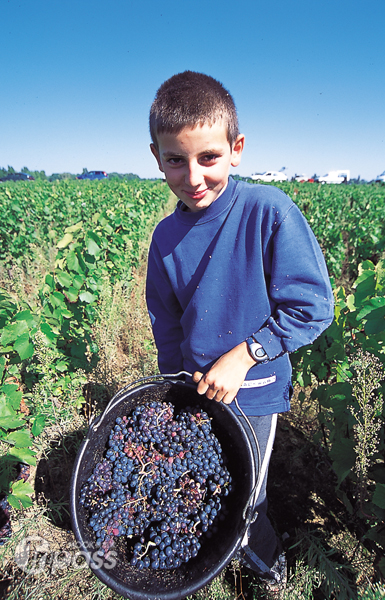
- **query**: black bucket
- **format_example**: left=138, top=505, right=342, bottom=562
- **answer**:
left=70, top=376, right=256, bottom=600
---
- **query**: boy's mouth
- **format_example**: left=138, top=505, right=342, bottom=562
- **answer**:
left=184, top=188, right=209, bottom=200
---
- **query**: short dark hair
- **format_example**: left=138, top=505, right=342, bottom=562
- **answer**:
left=150, top=71, right=240, bottom=149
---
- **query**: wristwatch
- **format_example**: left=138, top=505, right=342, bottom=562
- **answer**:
left=246, top=337, right=269, bottom=363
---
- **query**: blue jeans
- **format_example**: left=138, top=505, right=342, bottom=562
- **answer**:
left=239, top=413, right=279, bottom=570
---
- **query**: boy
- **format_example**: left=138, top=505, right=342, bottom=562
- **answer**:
left=146, top=70, right=334, bottom=597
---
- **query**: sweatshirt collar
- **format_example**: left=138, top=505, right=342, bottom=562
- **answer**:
left=175, top=177, right=238, bottom=225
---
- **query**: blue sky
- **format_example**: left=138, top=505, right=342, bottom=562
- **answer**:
left=1, top=0, right=384, bottom=180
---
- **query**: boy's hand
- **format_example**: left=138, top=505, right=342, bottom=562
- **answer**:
left=192, top=341, right=256, bottom=404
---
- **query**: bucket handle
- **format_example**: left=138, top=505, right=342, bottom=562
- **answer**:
left=233, top=397, right=261, bottom=524
left=91, top=371, right=260, bottom=524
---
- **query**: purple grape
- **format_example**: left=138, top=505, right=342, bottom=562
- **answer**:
left=79, top=400, right=232, bottom=568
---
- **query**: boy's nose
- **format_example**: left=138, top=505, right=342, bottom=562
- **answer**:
left=185, top=162, right=204, bottom=187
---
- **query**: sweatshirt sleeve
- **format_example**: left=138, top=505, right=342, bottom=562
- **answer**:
left=146, top=239, right=185, bottom=374
left=253, top=203, right=334, bottom=359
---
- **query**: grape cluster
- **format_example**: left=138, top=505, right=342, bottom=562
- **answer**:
left=0, top=464, right=30, bottom=546
left=0, top=496, right=12, bottom=546
left=80, top=400, right=232, bottom=569
left=16, top=463, right=31, bottom=482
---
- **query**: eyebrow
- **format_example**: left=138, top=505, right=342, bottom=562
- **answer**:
left=162, top=151, right=184, bottom=159
left=161, top=148, right=222, bottom=159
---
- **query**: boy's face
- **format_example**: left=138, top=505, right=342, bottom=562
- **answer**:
left=150, top=122, right=244, bottom=212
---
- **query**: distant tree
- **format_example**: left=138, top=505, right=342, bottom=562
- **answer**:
left=350, top=176, right=367, bottom=185
left=48, top=172, right=76, bottom=181
left=7, top=166, right=15, bottom=174
left=108, top=172, right=140, bottom=180
left=30, top=170, right=47, bottom=180
left=82, top=168, right=88, bottom=175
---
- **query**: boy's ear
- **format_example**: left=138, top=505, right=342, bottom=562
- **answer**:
left=230, top=134, right=245, bottom=168
left=150, top=143, right=164, bottom=173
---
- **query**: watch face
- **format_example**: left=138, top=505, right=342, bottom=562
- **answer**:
left=246, top=338, right=267, bottom=361
left=255, top=347, right=266, bottom=359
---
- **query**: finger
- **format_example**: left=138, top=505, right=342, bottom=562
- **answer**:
left=194, top=373, right=210, bottom=396
left=222, top=393, right=235, bottom=405
left=197, top=381, right=210, bottom=396
left=205, top=387, right=219, bottom=401
left=192, top=371, right=203, bottom=383
left=213, top=389, right=227, bottom=403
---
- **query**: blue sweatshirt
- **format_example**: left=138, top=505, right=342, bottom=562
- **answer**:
left=146, top=177, right=334, bottom=416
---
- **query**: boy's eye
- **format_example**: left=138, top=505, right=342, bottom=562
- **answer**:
left=166, top=154, right=219, bottom=167
left=167, top=157, right=184, bottom=166
left=200, top=154, right=218, bottom=164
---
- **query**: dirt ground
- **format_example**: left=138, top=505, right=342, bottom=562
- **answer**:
left=266, top=407, right=378, bottom=598
left=268, top=412, right=339, bottom=544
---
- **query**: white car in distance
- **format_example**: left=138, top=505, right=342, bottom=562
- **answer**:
left=251, top=171, right=288, bottom=182
left=318, top=170, right=350, bottom=184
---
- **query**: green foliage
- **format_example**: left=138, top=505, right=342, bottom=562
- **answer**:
left=284, top=558, right=323, bottom=599
left=348, top=351, right=383, bottom=500
left=37, top=182, right=168, bottom=371
left=269, top=181, right=385, bottom=282
left=0, top=178, right=167, bottom=266
left=292, top=260, right=385, bottom=569
left=189, top=569, right=232, bottom=599
left=291, top=532, right=356, bottom=600
left=0, top=179, right=170, bottom=510
left=24, top=330, right=87, bottom=420
left=292, top=259, right=385, bottom=388
left=358, top=584, right=385, bottom=599
left=0, top=290, right=39, bottom=507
